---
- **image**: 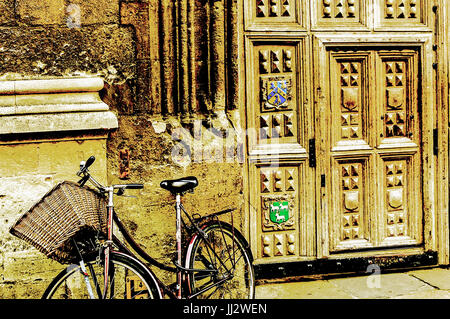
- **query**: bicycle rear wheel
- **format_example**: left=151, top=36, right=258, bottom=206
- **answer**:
left=42, top=251, right=162, bottom=299
left=185, top=222, right=255, bottom=299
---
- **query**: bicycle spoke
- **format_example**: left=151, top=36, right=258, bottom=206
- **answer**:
left=187, top=223, right=255, bottom=299
left=203, top=237, right=218, bottom=269
left=204, top=285, right=220, bottom=299
left=193, top=271, right=213, bottom=281
left=221, top=249, right=245, bottom=273
left=219, top=224, right=235, bottom=269
left=43, top=253, right=159, bottom=299
left=193, top=278, right=215, bottom=292
left=197, top=251, right=215, bottom=271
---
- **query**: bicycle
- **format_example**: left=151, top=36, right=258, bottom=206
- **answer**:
left=40, top=156, right=255, bottom=299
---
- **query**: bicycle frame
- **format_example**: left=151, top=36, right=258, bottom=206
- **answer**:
left=112, top=196, right=238, bottom=299
left=75, top=157, right=244, bottom=299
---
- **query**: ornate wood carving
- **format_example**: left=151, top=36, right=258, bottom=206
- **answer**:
left=262, top=232, right=297, bottom=257
left=326, top=47, right=422, bottom=252
left=313, top=0, right=368, bottom=30
left=385, top=160, right=407, bottom=237
left=245, top=0, right=305, bottom=30
left=247, top=40, right=304, bottom=150
left=322, top=0, right=357, bottom=19
left=340, top=61, right=362, bottom=140
left=256, top=165, right=302, bottom=259
left=375, top=0, right=429, bottom=30
left=341, top=163, right=363, bottom=241
left=245, top=3, right=435, bottom=263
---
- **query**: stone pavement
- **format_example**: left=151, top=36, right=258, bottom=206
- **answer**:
left=255, top=267, right=450, bottom=299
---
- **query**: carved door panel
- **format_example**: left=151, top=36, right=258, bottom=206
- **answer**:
left=246, top=35, right=316, bottom=262
left=325, top=48, right=424, bottom=252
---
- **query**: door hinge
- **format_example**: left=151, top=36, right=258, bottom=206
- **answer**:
left=433, top=128, right=438, bottom=156
left=309, top=138, right=316, bottom=168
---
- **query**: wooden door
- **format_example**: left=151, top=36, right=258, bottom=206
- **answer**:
left=244, top=0, right=437, bottom=265
left=323, top=47, right=425, bottom=253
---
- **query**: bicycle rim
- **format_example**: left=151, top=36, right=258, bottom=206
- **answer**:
left=186, top=223, right=255, bottom=299
left=43, top=252, right=161, bottom=299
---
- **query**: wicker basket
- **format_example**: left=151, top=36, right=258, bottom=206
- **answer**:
left=9, top=181, right=107, bottom=264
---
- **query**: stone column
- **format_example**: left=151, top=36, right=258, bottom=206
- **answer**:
left=124, top=0, right=239, bottom=117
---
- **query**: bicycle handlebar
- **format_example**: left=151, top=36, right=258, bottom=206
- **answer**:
left=76, top=156, right=144, bottom=193
left=85, top=156, right=95, bottom=169
left=77, top=155, right=95, bottom=177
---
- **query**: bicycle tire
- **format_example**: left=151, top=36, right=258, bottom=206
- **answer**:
left=42, top=251, right=162, bottom=299
left=185, top=222, right=255, bottom=299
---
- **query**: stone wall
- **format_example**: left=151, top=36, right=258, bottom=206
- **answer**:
left=106, top=112, right=245, bottom=284
left=0, top=138, right=110, bottom=298
left=0, top=0, right=245, bottom=298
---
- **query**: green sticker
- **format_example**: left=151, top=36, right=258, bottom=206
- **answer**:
left=269, top=201, right=289, bottom=224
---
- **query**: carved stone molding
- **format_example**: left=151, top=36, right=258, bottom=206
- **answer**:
left=0, top=77, right=118, bottom=135
left=126, top=0, right=239, bottom=116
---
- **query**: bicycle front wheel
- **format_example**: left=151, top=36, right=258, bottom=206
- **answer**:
left=43, top=251, right=162, bottom=299
left=185, top=222, right=255, bottom=299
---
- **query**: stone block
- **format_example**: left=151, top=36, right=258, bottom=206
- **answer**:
left=67, top=0, right=119, bottom=25
left=0, top=111, right=118, bottom=135
left=255, top=280, right=353, bottom=299
left=0, top=77, right=118, bottom=134
left=0, top=139, right=108, bottom=263
left=331, top=272, right=434, bottom=298
left=0, top=146, right=40, bottom=177
left=0, top=139, right=106, bottom=178
left=16, top=0, right=66, bottom=25
left=120, top=2, right=149, bottom=59
left=10, top=77, right=105, bottom=94
left=0, top=26, right=136, bottom=82
left=0, top=0, right=15, bottom=25
left=407, top=268, right=450, bottom=290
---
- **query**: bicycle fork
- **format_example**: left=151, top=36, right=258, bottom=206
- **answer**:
left=79, top=260, right=95, bottom=299
left=73, top=238, right=96, bottom=299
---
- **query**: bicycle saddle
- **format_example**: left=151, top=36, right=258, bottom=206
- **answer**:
left=160, top=176, right=198, bottom=194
